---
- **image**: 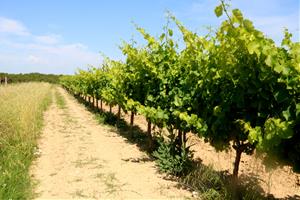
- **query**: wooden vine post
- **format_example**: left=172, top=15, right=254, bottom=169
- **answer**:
left=147, top=120, right=153, bottom=152
left=117, top=105, right=121, bottom=119
left=130, top=111, right=134, bottom=126
left=96, top=99, right=99, bottom=109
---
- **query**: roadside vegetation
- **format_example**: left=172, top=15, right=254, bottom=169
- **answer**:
left=55, top=88, right=66, bottom=109
left=0, top=83, right=52, bottom=199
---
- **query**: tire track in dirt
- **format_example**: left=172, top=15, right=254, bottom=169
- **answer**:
left=31, top=88, right=191, bottom=199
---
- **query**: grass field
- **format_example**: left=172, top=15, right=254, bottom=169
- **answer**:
left=0, top=83, right=52, bottom=199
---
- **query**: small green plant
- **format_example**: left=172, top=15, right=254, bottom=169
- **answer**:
left=201, top=188, right=223, bottom=200
left=55, top=88, right=66, bottom=109
left=180, top=164, right=267, bottom=200
left=181, top=164, right=227, bottom=200
left=153, top=135, right=193, bottom=176
left=94, top=112, right=118, bottom=126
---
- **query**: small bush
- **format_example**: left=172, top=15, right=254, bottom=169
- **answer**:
left=201, top=188, right=223, bottom=200
left=180, top=164, right=268, bottom=200
left=153, top=135, right=193, bottom=176
left=181, top=164, right=227, bottom=199
left=94, top=112, right=118, bottom=125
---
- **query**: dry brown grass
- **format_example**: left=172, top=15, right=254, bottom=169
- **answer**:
left=0, top=82, right=52, bottom=199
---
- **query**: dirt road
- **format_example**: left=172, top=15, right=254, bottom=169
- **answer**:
left=31, top=88, right=191, bottom=199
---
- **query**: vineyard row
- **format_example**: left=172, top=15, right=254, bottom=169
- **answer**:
left=61, top=2, right=300, bottom=178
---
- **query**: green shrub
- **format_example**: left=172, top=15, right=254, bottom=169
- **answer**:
left=181, top=164, right=227, bottom=199
left=201, top=188, right=223, bottom=200
left=153, top=135, right=193, bottom=176
left=55, top=88, right=66, bottom=109
left=180, top=164, right=268, bottom=200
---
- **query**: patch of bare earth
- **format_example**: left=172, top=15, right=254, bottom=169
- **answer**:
left=31, top=88, right=191, bottom=199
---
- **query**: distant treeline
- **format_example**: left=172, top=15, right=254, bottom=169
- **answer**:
left=0, top=72, right=63, bottom=84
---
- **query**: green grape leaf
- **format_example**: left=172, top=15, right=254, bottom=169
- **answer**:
left=282, top=109, right=290, bottom=121
left=174, top=95, right=182, bottom=107
left=214, top=5, right=223, bottom=17
left=232, top=9, right=243, bottom=22
left=296, top=104, right=300, bottom=117
left=243, top=19, right=254, bottom=30
left=213, top=105, right=221, bottom=116
left=274, top=90, right=288, bottom=103
left=156, top=110, right=165, bottom=119
left=274, top=64, right=284, bottom=73
left=265, top=55, right=273, bottom=66
left=168, top=29, right=173, bottom=37
left=159, top=33, right=165, bottom=41
left=248, top=126, right=262, bottom=144
left=247, top=41, right=260, bottom=55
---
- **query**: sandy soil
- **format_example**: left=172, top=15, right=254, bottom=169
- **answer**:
left=98, top=99, right=300, bottom=199
left=31, top=88, right=191, bottom=199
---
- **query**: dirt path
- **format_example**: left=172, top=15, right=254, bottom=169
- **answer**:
left=31, top=88, right=191, bottom=199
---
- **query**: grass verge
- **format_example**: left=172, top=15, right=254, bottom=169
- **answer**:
left=0, top=82, right=52, bottom=199
left=55, top=88, right=66, bottom=109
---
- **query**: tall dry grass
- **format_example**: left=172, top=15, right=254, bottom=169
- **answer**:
left=0, top=82, right=52, bottom=199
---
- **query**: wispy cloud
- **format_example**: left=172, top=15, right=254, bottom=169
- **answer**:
left=0, top=17, right=30, bottom=36
left=0, top=17, right=100, bottom=74
left=35, top=34, right=62, bottom=45
left=27, top=55, right=44, bottom=64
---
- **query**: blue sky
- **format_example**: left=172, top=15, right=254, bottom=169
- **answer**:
left=0, top=0, right=299, bottom=74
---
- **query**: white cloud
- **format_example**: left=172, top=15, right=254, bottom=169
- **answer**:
left=0, top=40, right=101, bottom=74
left=0, top=17, right=30, bottom=36
left=35, top=34, right=61, bottom=45
left=0, top=16, right=100, bottom=74
left=27, top=55, right=44, bottom=64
